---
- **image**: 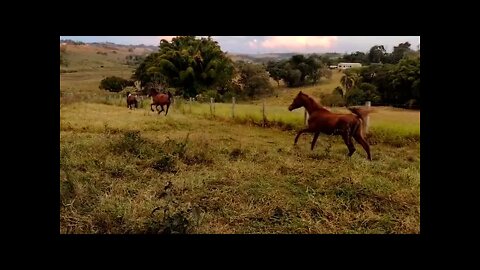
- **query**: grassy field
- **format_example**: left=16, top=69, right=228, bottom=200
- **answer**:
left=60, top=103, right=420, bottom=234
left=102, top=95, right=420, bottom=147
left=60, top=43, right=420, bottom=234
left=60, top=44, right=139, bottom=99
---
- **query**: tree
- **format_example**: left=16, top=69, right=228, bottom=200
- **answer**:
left=388, top=57, right=420, bottom=105
left=389, top=42, right=412, bottom=64
left=133, top=36, right=235, bottom=98
left=235, top=61, right=273, bottom=98
left=369, top=45, right=386, bottom=63
left=266, top=61, right=285, bottom=87
left=266, top=54, right=326, bottom=87
left=342, top=51, right=369, bottom=65
left=340, top=71, right=359, bottom=96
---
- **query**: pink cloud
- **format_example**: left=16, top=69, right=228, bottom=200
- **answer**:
left=248, top=39, right=259, bottom=48
left=159, top=36, right=176, bottom=41
left=261, top=36, right=338, bottom=50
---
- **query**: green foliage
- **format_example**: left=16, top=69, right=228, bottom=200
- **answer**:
left=345, top=82, right=381, bottom=106
left=236, top=61, right=273, bottom=98
left=266, top=61, right=286, bottom=86
left=332, top=86, right=344, bottom=97
left=339, top=55, right=420, bottom=107
left=320, top=92, right=346, bottom=107
left=125, top=55, right=145, bottom=66
left=342, top=51, right=369, bottom=65
left=99, top=76, right=129, bottom=92
left=133, top=36, right=235, bottom=98
left=266, top=54, right=327, bottom=87
left=345, top=87, right=366, bottom=106
left=369, top=45, right=386, bottom=63
left=386, top=42, right=413, bottom=64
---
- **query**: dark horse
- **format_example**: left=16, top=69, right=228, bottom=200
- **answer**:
left=126, top=92, right=138, bottom=109
left=148, top=89, right=173, bottom=115
left=288, top=91, right=373, bottom=160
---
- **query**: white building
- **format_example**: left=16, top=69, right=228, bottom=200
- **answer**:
left=337, top=63, right=362, bottom=69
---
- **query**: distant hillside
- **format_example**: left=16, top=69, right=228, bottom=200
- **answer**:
left=60, top=40, right=158, bottom=54
left=226, top=52, right=344, bottom=63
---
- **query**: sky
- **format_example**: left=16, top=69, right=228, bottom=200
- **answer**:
left=60, top=36, right=420, bottom=54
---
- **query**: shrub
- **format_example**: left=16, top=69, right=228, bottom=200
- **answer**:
left=99, top=76, right=129, bottom=92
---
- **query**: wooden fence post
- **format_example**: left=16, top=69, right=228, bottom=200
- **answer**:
left=210, top=97, right=214, bottom=116
left=232, top=97, right=236, bottom=118
left=189, top=97, right=192, bottom=113
left=262, top=99, right=266, bottom=127
left=365, top=101, right=371, bottom=133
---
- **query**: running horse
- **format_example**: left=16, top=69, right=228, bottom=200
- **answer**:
left=126, top=92, right=138, bottom=110
left=288, top=91, right=373, bottom=160
left=148, top=88, right=173, bottom=115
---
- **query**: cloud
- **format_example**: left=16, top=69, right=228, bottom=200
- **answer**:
left=158, top=36, right=176, bottom=42
left=260, top=36, right=338, bottom=50
left=248, top=39, right=259, bottom=48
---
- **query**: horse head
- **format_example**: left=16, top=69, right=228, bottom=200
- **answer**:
left=288, top=91, right=305, bottom=111
left=147, top=88, right=158, bottom=97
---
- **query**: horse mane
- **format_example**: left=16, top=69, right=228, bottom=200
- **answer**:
left=302, top=93, right=329, bottom=112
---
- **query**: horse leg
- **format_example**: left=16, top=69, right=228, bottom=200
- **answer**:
left=353, top=132, right=371, bottom=161
left=342, top=132, right=356, bottom=157
left=156, top=105, right=161, bottom=113
left=294, top=128, right=311, bottom=145
left=150, top=103, right=155, bottom=112
left=158, top=105, right=164, bottom=114
left=165, top=104, right=170, bottom=116
left=311, top=131, right=320, bottom=150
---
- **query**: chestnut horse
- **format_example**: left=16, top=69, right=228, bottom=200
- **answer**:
left=288, top=91, right=373, bottom=160
left=148, top=89, right=173, bottom=115
left=126, top=92, right=138, bottom=110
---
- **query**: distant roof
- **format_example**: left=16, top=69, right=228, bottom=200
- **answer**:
left=338, top=62, right=362, bottom=65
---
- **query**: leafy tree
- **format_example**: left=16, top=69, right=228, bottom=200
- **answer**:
left=369, top=45, right=386, bottom=63
left=340, top=70, right=360, bottom=94
left=389, top=42, right=412, bottom=64
left=235, top=61, right=272, bottom=98
left=342, top=51, right=369, bottom=65
left=266, top=61, right=286, bottom=87
left=133, top=36, right=235, bottom=98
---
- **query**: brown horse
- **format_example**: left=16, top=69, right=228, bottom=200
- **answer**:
left=288, top=91, right=373, bottom=160
left=126, top=92, right=138, bottom=109
left=148, top=89, right=173, bottom=115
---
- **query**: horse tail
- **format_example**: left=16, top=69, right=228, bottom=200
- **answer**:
left=348, top=107, right=373, bottom=137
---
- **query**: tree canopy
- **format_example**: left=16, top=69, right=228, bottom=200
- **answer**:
left=133, top=36, right=235, bottom=98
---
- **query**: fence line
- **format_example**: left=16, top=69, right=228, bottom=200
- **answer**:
left=173, top=97, right=372, bottom=129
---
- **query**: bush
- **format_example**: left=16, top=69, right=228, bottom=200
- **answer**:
left=203, top=89, right=222, bottom=102
left=99, top=76, right=129, bottom=92
left=320, top=93, right=346, bottom=107
left=345, top=87, right=366, bottom=106
left=345, top=83, right=381, bottom=106
left=333, top=86, right=344, bottom=97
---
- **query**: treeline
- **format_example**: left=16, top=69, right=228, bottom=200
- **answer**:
left=130, top=36, right=273, bottom=101
left=321, top=57, right=420, bottom=108
left=100, top=36, right=419, bottom=108
left=338, top=42, right=419, bottom=66
left=60, top=39, right=85, bottom=45
left=265, top=55, right=332, bottom=87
